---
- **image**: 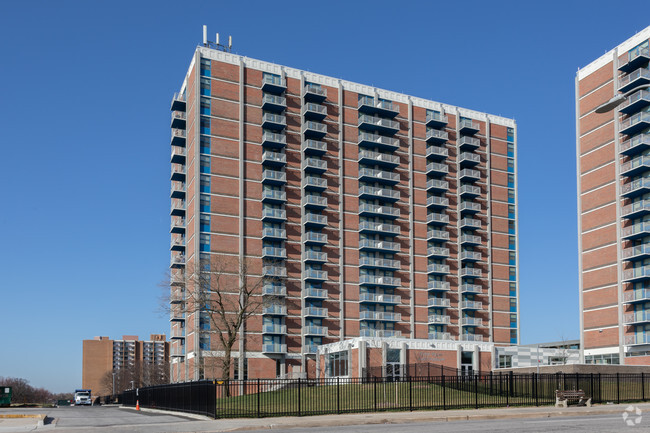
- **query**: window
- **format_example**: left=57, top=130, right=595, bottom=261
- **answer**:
left=199, top=333, right=210, bottom=350
left=200, top=97, right=211, bottom=116
left=200, top=78, right=211, bottom=96
left=509, top=251, right=516, bottom=265
left=498, top=354, right=512, bottom=368
left=507, top=174, right=515, bottom=188
left=508, top=205, right=516, bottom=219
left=509, top=267, right=516, bottom=281
left=507, top=158, right=515, bottom=173
left=509, top=282, right=517, bottom=297
left=200, top=58, right=211, bottom=76
left=629, top=40, right=649, bottom=61
left=328, top=351, right=349, bottom=377
left=200, top=234, right=210, bottom=252
left=201, top=117, right=210, bottom=135
left=507, top=189, right=515, bottom=204
left=509, top=235, right=516, bottom=250
left=510, top=313, right=517, bottom=327
left=200, top=194, right=210, bottom=212
left=200, top=155, right=210, bottom=174
left=233, top=357, right=248, bottom=380
left=200, top=136, right=210, bottom=154
left=506, top=127, right=514, bottom=142
left=200, top=175, right=210, bottom=193
left=585, top=353, right=620, bottom=365
left=510, top=329, right=517, bottom=344
left=200, top=214, right=210, bottom=232
left=507, top=142, right=514, bottom=157
left=510, top=297, right=517, bottom=312
left=199, top=312, right=210, bottom=330
left=508, top=220, right=516, bottom=235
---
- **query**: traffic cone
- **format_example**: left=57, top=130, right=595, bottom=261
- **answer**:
left=136, top=400, right=140, bottom=411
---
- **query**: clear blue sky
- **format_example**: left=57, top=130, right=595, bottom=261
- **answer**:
left=0, top=1, right=645, bottom=393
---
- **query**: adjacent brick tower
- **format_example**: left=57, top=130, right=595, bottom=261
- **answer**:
left=169, top=29, right=519, bottom=381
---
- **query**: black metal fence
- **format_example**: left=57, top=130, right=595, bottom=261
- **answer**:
left=117, top=372, right=650, bottom=419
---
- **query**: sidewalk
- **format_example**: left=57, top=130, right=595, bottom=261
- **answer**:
left=0, top=414, right=46, bottom=432
left=131, top=402, right=650, bottom=432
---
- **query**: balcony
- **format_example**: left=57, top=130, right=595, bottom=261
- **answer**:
left=426, top=112, right=448, bottom=128
left=359, top=239, right=400, bottom=252
left=458, top=136, right=480, bottom=150
left=427, top=297, right=451, bottom=308
left=624, top=289, right=650, bottom=303
left=170, top=312, right=185, bottom=322
left=262, top=247, right=287, bottom=259
left=262, top=284, right=286, bottom=296
left=360, top=329, right=402, bottom=338
left=460, top=284, right=482, bottom=294
left=358, top=168, right=400, bottom=184
left=426, top=162, right=449, bottom=176
left=427, top=229, right=450, bottom=242
left=262, top=189, right=287, bottom=203
left=359, top=257, right=400, bottom=270
left=622, top=155, right=650, bottom=177
left=262, top=150, right=287, bottom=167
left=262, top=324, right=287, bottom=334
left=427, top=179, right=449, bottom=192
left=359, top=221, right=400, bottom=236
left=621, top=134, right=650, bottom=157
left=170, top=255, right=185, bottom=268
left=621, top=112, right=650, bottom=137
left=359, top=203, right=400, bottom=219
left=459, top=184, right=481, bottom=198
left=358, top=132, right=400, bottom=151
left=303, top=231, right=327, bottom=245
left=170, top=181, right=186, bottom=199
left=358, top=149, right=400, bottom=168
left=263, top=305, right=287, bottom=315
left=261, top=75, right=286, bottom=93
left=261, top=93, right=287, bottom=112
left=262, top=112, right=287, bottom=130
left=460, top=251, right=482, bottom=262
left=427, top=263, right=450, bottom=274
left=261, top=208, right=287, bottom=222
left=622, top=200, right=650, bottom=219
left=460, top=267, right=482, bottom=278
left=428, top=314, right=451, bottom=325
left=461, top=300, right=483, bottom=310
left=171, top=145, right=186, bottom=166
left=262, top=343, right=287, bottom=354
left=625, top=334, right=650, bottom=346
left=427, top=195, right=449, bottom=209
left=459, top=168, right=480, bottom=181
left=303, top=176, right=328, bottom=192
left=624, top=312, right=650, bottom=325
left=305, top=250, right=327, bottom=262
left=170, top=217, right=185, bottom=234
left=305, top=287, right=328, bottom=299
left=170, top=237, right=185, bottom=251
left=459, top=152, right=481, bottom=167
left=619, top=68, right=650, bottom=92
left=426, top=129, right=448, bottom=144
left=262, top=131, right=287, bottom=148
left=262, top=266, right=287, bottom=278
left=303, top=83, right=327, bottom=102
left=304, top=325, right=328, bottom=336
left=171, top=128, right=186, bottom=146
left=460, top=201, right=481, bottom=213
left=359, top=186, right=400, bottom=202
left=358, top=96, right=400, bottom=117
left=460, top=317, right=483, bottom=326
left=620, top=89, right=650, bottom=115
left=303, top=139, right=327, bottom=154
left=460, top=334, right=484, bottom=342
left=170, top=200, right=186, bottom=216
left=622, top=177, right=650, bottom=198
left=429, top=332, right=453, bottom=340
left=359, top=293, right=401, bottom=304
left=459, top=119, right=480, bottom=135
left=619, top=43, right=650, bottom=72
left=359, top=275, right=401, bottom=287
left=171, top=165, right=186, bottom=182
left=171, top=92, right=186, bottom=111
left=302, top=157, right=328, bottom=173
left=427, top=212, right=449, bottom=225
left=262, top=169, right=287, bottom=185
left=303, top=213, right=327, bottom=228
left=428, top=280, right=451, bottom=291
left=427, top=246, right=450, bottom=258
left=305, top=306, right=328, bottom=317
left=302, top=121, right=327, bottom=138
left=306, top=269, right=328, bottom=281
left=302, top=103, right=327, bottom=120
left=303, top=194, right=327, bottom=210
left=358, top=114, right=400, bottom=134
left=427, top=145, right=448, bottom=160
left=622, top=222, right=650, bottom=240
left=360, top=311, right=401, bottom=321
left=623, top=244, right=650, bottom=261
left=171, top=111, right=186, bottom=129
left=460, top=218, right=482, bottom=230
left=622, top=265, right=650, bottom=282
left=262, top=227, right=286, bottom=240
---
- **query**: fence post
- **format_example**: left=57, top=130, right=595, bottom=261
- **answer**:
left=534, top=373, right=539, bottom=407
left=297, top=378, right=301, bottom=417
left=489, top=371, right=493, bottom=396
left=598, top=373, right=602, bottom=403
left=616, top=373, right=620, bottom=404
left=257, top=379, right=260, bottom=418
left=373, top=377, right=377, bottom=412
left=643, top=372, right=646, bottom=402
left=474, top=374, right=479, bottom=409
left=509, top=371, right=514, bottom=398
left=337, top=376, right=340, bottom=414
left=505, top=372, right=509, bottom=407
left=409, top=376, right=413, bottom=411
left=442, top=374, right=446, bottom=410
left=590, top=373, right=594, bottom=404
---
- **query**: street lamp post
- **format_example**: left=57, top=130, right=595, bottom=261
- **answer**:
left=595, top=84, right=650, bottom=113
left=112, top=372, right=116, bottom=399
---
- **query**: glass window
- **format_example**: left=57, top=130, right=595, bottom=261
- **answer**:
left=200, top=155, right=210, bottom=174
left=509, top=282, right=516, bottom=297
left=508, top=205, right=516, bottom=219
left=201, top=97, right=211, bottom=115
left=510, top=297, right=517, bottom=312
left=509, top=267, right=516, bottom=280
left=509, top=235, right=516, bottom=249
left=201, top=117, right=210, bottom=135
left=507, top=158, right=515, bottom=173
left=200, top=136, right=210, bottom=154
left=328, top=351, right=349, bottom=377
left=508, top=189, right=515, bottom=203
left=498, top=354, right=512, bottom=368
left=200, top=175, right=210, bottom=193
left=507, top=142, right=514, bottom=157
left=509, top=251, right=516, bottom=265
left=200, top=78, right=211, bottom=96
left=200, top=194, right=210, bottom=212
left=200, top=213, right=210, bottom=232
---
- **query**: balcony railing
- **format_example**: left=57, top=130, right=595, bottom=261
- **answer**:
left=621, top=112, right=650, bottom=136
left=428, top=332, right=453, bottom=340
left=460, top=234, right=482, bottom=245
left=261, top=227, right=286, bottom=240
left=459, top=185, right=481, bottom=196
left=262, top=343, right=287, bottom=353
left=359, top=239, right=400, bottom=252
left=304, top=325, right=328, bottom=336
left=460, top=334, right=484, bottom=342
left=427, top=229, right=450, bottom=241
left=460, top=284, right=482, bottom=294
left=305, top=306, right=328, bottom=317
left=426, top=162, right=449, bottom=175
left=358, top=168, right=400, bottom=183
left=426, top=196, right=449, bottom=208
left=427, top=263, right=450, bottom=274
left=624, top=312, right=650, bottom=324
left=359, top=293, right=401, bottom=304
left=359, top=275, right=401, bottom=286
left=359, top=257, right=400, bottom=269
left=622, top=222, right=650, bottom=239
left=262, top=266, right=287, bottom=278
left=620, top=133, right=650, bottom=156
left=426, top=112, right=448, bottom=127
left=302, top=121, right=327, bottom=136
left=428, top=314, right=451, bottom=324
left=460, top=218, right=482, bottom=229
left=624, top=289, right=650, bottom=303
left=427, top=179, right=449, bottom=191
left=459, top=168, right=481, bottom=180
left=261, top=131, right=287, bottom=147
left=460, top=317, right=483, bottom=326
left=623, top=244, right=650, bottom=260
left=262, top=284, right=286, bottom=296
left=262, top=93, right=287, bottom=110
left=262, top=246, right=287, bottom=258
left=262, top=189, right=287, bottom=202
left=303, top=139, right=327, bottom=154
left=262, top=169, right=287, bottom=183
left=460, top=268, right=482, bottom=278
left=302, top=157, right=328, bottom=172
left=360, top=329, right=402, bottom=338
left=305, top=250, right=327, bottom=262
left=305, top=269, right=328, bottom=280
left=619, top=67, right=650, bottom=90
left=303, top=176, right=328, bottom=190
left=303, top=83, right=327, bottom=100
left=426, top=129, right=448, bottom=143
left=359, top=221, right=400, bottom=235
left=302, top=103, right=327, bottom=119
left=459, top=152, right=481, bottom=165
left=358, top=96, right=400, bottom=116
left=303, top=195, right=327, bottom=208
left=360, top=311, right=401, bottom=321
left=625, top=334, right=650, bottom=345
left=263, top=305, right=287, bottom=315
left=262, top=324, right=287, bottom=334
left=427, top=246, right=450, bottom=257
left=427, top=297, right=451, bottom=308
left=359, top=203, right=400, bottom=218
left=262, top=112, right=287, bottom=129
left=262, top=150, right=287, bottom=165
left=622, top=177, right=650, bottom=197
left=461, top=300, right=483, bottom=310
left=261, top=75, right=286, bottom=92
left=359, top=185, right=400, bottom=201
left=458, top=136, right=480, bottom=149
left=428, top=281, right=451, bottom=291
left=622, top=200, right=650, bottom=218
left=460, top=251, right=482, bottom=261
left=427, top=146, right=449, bottom=159
left=460, top=201, right=481, bottom=212
left=459, top=119, right=480, bottom=134
left=261, top=208, right=287, bottom=221
left=358, top=114, right=400, bottom=133
left=358, top=149, right=400, bottom=166
left=622, top=265, right=650, bottom=281
left=427, top=212, right=450, bottom=225
left=358, top=132, right=400, bottom=149
left=305, top=287, right=328, bottom=298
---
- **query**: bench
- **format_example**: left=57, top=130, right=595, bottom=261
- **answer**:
left=555, top=389, right=592, bottom=407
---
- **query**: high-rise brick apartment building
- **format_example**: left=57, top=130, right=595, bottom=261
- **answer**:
left=576, top=26, right=650, bottom=365
left=169, top=31, right=518, bottom=381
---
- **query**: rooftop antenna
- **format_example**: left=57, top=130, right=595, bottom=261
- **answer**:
left=203, top=25, right=208, bottom=46
left=201, top=25, right=232, bottom=52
